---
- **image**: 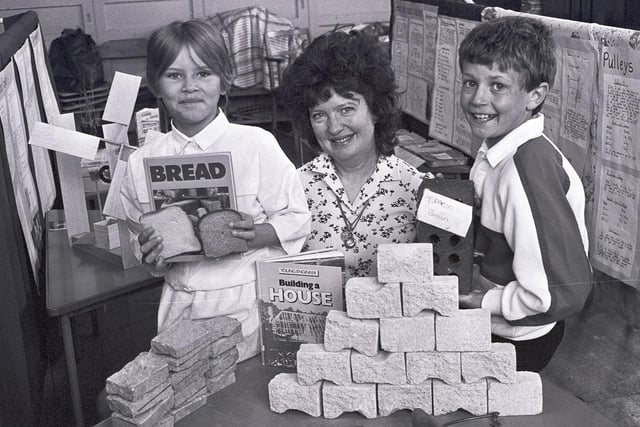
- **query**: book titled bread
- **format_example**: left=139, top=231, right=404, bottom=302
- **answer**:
left=256, top=249, right=346, bottom=369
left=142, top=152, right=245, bottom=262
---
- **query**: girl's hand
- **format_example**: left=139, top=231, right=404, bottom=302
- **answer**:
left=138, top=226, right=171, bottom=276
left=229, top=212, right=256, bottom=243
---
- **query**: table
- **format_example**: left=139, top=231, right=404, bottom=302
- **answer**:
left=46, top=210, right=161, bottom=427
left=95, top=354, right=619, bottom=427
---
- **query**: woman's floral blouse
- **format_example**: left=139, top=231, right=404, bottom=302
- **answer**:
left=298, top=152, right=427, bottom=279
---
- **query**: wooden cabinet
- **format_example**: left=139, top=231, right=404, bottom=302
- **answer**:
left=2, top=0, right=96, bottom=47
left=9, top=0, right=390, bottom=47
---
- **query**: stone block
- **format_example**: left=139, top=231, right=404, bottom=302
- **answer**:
left=406, top=351, right=461, bottom=385
left=112, top=392, right=174, bottom=427
left=461, top=343, right=517, bottom=384
left=416, top=178, right=475, bottom=294
left=322, top=382, right=377, bottom=419
left=170, top=390, right=207, bottom=423
left=377, top=382, right=433, bottom=416
left=107, top=382, right=172, bottom=418
left=377, top=243, right=433, bottom=283
left=351, top=350, right=406, bottom=385
left=345, top=277, right=402, bottom=319
left=151, top=317, right=241, bottom=358
left=155, top=342, right=210, bottom=372
left=402, top=276, right=459, bottom=317
left=206, top=365, right=236, bottom=395
left=435, top=309, right=491, bottom=352
left=169, top=358, right=208, bottom=388
left=268, top=373, right=322, bottom=417
left=432, top=379, right=488, bottom=416
left=209, top=330, right=242, bottom=358
left=106, top=352, right=169, bottom=401
left=488, top=371, right=543, bottom=415
left=380, top=311, right=435, bottom=352
left=296, top=344, right=352, bottom=386
left=173, top=377, right=206, bottom=408
left=323, top=310, right=379, bottom=356
left=206, top=347, right=239, bottom=379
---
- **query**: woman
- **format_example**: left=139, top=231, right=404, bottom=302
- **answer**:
left=279, top=31, right=430, bottom=279
left=119, top=19, right=310, bottom=361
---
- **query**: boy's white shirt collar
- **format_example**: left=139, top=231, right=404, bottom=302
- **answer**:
left=482, top=113, right=545, bottom=168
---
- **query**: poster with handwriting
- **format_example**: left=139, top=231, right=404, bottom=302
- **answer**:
left=0, top=62, right=42, bottom=278
left=14, top=40, right=56, bottom=212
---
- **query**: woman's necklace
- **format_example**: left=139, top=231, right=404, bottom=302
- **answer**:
left=334, top=193, right=372, bottom=249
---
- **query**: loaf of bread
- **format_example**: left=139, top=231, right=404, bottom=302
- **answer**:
left=140, top=206, right=202, bottom=259
left=197, top=209, right=248, bottom=258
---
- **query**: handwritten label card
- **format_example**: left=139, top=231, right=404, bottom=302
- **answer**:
left=417, top=189, right=472, bottom=237
left=28, top=121, right=99, bottom=159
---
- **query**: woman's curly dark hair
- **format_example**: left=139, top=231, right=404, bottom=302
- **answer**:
left=279, top=31, right=400, bottom=156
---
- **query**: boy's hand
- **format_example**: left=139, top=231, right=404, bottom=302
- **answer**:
left=459, top=290, right=486, bottom=309
left=138, top=226, right=171, bottom=276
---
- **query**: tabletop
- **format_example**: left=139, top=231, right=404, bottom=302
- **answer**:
left=96, top=354, right=620, bottom=427
left=45, top=210, right=160, bottom=316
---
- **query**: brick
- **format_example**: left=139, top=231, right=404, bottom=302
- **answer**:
left=206, top=365, right=236, bottom=395
left=488, top=371, right=543, bottom=415
left=107, top=382, right=172, bottom=418
left=345, top=277, right=402, bottom=319
left=461, top=343, right=517, bottom=384
left=377, top=243, right=433, bottom=283
left=151, top=317, right=241, bottom=358
left=170, top=390, right=207, bottom=423
left=206, top=347, right=239, bottom=379
left=402, top=276, right=459, bottom=317
left=268, top=373, right=322, bottom=417
left=106, top=352, right=169, bottom=401
left=435, top=309, right=491, bottom=352
left=416, top=178, right=475, bottom=294
left=323, top=310, right=379, bottom=356
left=432, top=379, right=487, bottom=416
left=112, top=392, right=174, bottom=427
left=380, top=312, right=435, bottom=352
left=153, top=341, right=210, bottom=372
left=296, top=344, right=352, bottom=386
left=173, top=377, right=206, bottom=408
left=322, top=382, right=377, bottom=419
left=209, top=330, right=242, bottom=358
left=406, top=351, right=461, bottom=385
left=155, top=415, right=174, bottom=427
left=169, top=358, right=208, bottom=388
left=351, top=351, right=406, bottom=385
left=377, top=382, right=433, bottom=416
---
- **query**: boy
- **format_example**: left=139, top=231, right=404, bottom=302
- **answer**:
left=457, top=16, right=592, bottom=372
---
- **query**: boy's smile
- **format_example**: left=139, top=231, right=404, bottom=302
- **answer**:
left=460, top=63, right=545, bottom=147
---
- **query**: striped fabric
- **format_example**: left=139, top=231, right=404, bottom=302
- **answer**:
left=206, top=7, right=304, bottom=90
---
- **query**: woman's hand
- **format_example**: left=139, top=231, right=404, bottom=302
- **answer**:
left=138, top=226, right=172, bottom=276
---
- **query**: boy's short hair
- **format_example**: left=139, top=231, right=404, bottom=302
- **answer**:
left=458, top=16, right=557, bottom=93
left=146, top=19, right=233, bottom=97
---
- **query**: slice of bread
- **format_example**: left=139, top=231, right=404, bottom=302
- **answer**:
left=197, top=210, right=248, bottom=258
left=140, top=206, right=202, bottom=259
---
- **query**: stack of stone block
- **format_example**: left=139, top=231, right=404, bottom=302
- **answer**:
left=105, top=316, right=242, bottom=426
left=268, top=243, right=543, bottom=419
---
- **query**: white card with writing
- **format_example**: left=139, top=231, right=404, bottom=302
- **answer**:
left=28, top=121, right=99, bottom=159
left=102, top=71, right=142, bottom=125
left=417, top=189, right=473, bottom=237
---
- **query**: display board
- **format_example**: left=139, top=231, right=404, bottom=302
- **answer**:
left=391, top=1, right=640, bottom=288
left=0, top=10, right=55, bottom=425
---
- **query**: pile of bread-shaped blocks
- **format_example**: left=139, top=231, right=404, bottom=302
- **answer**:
left=268, top=243, right=543, bottom=419
left=105, top=316, right=241, bottom=426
